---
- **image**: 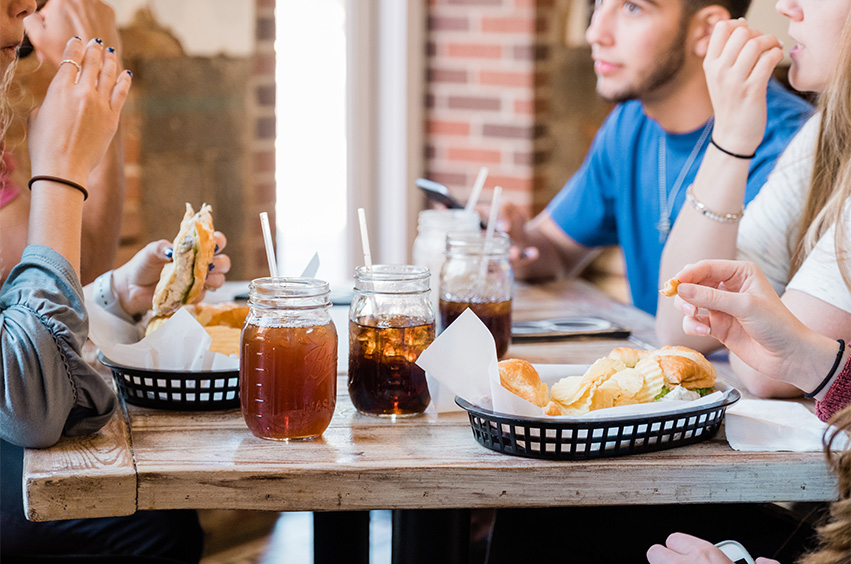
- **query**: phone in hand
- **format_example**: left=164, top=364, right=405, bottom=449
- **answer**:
left=715, top=540, right=757, bottom=564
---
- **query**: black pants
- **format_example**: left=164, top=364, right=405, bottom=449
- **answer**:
left=1, top=440, right=203, bottom=563
left=484, top=503, right=826, bottom=563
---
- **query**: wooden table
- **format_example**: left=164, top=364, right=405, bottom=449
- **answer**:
left=23, top=280, right=837, bottom=523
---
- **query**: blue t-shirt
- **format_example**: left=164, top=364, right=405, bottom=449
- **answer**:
left=547, top=79, right=813, bottom=315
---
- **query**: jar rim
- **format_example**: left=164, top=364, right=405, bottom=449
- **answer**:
left=249, top=277, right=330, bottom=297
left=354, top=264, right=430, bottom=282
left=445, top=231, right=510, bottom=252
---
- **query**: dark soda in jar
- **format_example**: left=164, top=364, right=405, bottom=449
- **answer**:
left=348, top=316, right=434, bottom=416
left=241, top=322, right=337, bottom=440
left=439, top=299, right=512, bottom=358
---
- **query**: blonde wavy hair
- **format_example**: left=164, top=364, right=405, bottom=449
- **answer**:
left=790, top=10, right=851, bottom=290
left=798, top=405, right=851, bottom=564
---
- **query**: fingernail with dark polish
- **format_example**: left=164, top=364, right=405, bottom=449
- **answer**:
left=126, top=70, right=133, bottom=77
left=164, top=248, right=173, bottom=259
left=214, top=244, right=220, bottom=253
left=95, top=38, right=103, bottom=45
left=73, top=36, right=82, bottom=41
left=208, top=263, right=215, bottom=272
left=107, top=47, right=115, bottom=53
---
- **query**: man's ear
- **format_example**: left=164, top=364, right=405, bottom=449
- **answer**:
left=688, top=5, right=731, bottom=57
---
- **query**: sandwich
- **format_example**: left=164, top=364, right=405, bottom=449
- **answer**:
left=152, top=203, right=216, bottom=316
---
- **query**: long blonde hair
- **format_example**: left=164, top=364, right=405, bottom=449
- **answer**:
left=790, top=11, right=851, bottom=290
left=798, top=406, right=851, bottom=564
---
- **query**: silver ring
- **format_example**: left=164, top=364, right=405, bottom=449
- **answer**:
left=59, top=58, right=82, bottom=73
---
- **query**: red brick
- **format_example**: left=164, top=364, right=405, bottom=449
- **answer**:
left=480, top=70, right=534, bottom=88
left=446, top=0, right=503, bottom=5
left=256, top=0, right=275, bottom=7
left=448, top=96, right=501, bottom=111
left=427, top=68, right=468, bottom=84
left=253, top=53, right=275, bottom=75
left=254, top=150, right=276, bottom=173
left=488, top=175, right=533, bottom=192
left=514, top=99, right=535, bottom=114
left=481, top=17, right=536, bottom=34
left=429, top=16, right=470, bottom=31
left=426, top=171, right=468, bottom=188
left=447, top=43, right=503, bottom=59
left=482, top=123, right=543, bottom=140
left=513, top=44, right=550, bottom=61
left=447, top=147, right=502, bottom=164
left=429, top=120, right=471, bottom=136
left=257, top=17, right=275, bottom=41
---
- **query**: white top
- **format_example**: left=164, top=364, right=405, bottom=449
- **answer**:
left=737, top=114, right=851, bottom=313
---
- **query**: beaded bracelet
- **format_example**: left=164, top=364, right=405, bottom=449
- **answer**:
left=804, top=339, right=846, bottom=399
left=28, top=175, right=88, bottom=201
left=686, top=186, right=744, bottom=224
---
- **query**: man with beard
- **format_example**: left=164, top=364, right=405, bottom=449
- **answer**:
left=502, top=0, right=811, bottom=316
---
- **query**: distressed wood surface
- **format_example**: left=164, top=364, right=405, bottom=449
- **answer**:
left=23, top=280, right=838, bottom=520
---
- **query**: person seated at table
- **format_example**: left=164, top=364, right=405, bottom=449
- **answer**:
left=647, top=411, right=851, bottom=564
left=1, top=0, right=128, bottom=286
left=0, top=1, right=227, bottom=561
left=649, top=259, right=851, bottom=564
left=493, top=0, right=811, bottom=316
left=656, top=0, right=851, bottom=399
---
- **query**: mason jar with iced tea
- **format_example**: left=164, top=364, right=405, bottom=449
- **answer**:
left=240, top=278, right=338, bottom=440
left=348, top=265, right=434, bottom=417
left=438, top=232, right=513, bottom=358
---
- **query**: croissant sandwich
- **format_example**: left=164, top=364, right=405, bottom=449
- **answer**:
left=152, top=203, right=216, bottom=316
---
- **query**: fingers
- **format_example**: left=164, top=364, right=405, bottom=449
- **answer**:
left=97, top=46, right=119, bottom=95
left=111, top=68, right=132, bottom=111
left=706, top=18, right=749, bottom=62
left=78, top=37, right=105, bottom=86
left=23, top=9, right=47, bottom=46
left=205, top=255, right=231, bottom=290
left=213, top=231, right=228, bottom=253
left=57, top=36, right=84, bottom=82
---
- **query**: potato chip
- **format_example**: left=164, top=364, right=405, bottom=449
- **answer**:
left=609, top=368, right=644, bottom=398
left=581, top=357, right=626, bottom=386
left=590, top=378, right=621, bottom=410
left=550, top=376, right=586, bottom=405
left=632, top=358, right=666, bottom=403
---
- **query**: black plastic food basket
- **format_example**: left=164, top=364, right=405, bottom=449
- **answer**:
left=99, top=353, right=239, bottom=410
left=455, top=388, right=740, bottom=460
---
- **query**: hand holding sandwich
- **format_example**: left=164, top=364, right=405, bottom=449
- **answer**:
left=111, top=232, right=230, bottom=319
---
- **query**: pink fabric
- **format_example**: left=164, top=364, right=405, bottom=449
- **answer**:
left=0, top=150, right=20, bottom=209
left=816, top=354, right=851, bottom=423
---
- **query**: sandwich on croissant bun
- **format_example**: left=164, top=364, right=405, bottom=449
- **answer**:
left=152, top=203, right=216, bottom=317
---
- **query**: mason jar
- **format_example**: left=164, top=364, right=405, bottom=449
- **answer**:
left=348, top=265, right=434, bottom=417
left=438, top=232, right=513, bottom=358
left=412, top=209, right=480, bottom=315
left=240, top=278, right=338, bottom=441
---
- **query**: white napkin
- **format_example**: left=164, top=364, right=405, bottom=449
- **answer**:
left=85, top=288, right=239, bottom=371
left=724, top=399, right=844, bottom=452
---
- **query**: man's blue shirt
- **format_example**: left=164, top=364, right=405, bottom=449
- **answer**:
left=546, top=79, right=813, bottom=315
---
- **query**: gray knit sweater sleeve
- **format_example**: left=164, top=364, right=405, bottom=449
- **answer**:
left=1, top=245, right=117, bottom=448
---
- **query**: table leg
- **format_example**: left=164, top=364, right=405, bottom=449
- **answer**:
left=313, top=511, right=370, bottom=564
left=391, top=509, right=471, bottom=564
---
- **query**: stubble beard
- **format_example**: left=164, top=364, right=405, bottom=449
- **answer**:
left=595, top=25, right=688, bottom=104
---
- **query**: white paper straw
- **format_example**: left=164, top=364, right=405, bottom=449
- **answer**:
left=357, top=208, right=372, bottom=269
left=259, top=212, right=278, bottom=278
left=465, top=166, right=489, bottom=213
left=477, top=186, right=502, bottom=294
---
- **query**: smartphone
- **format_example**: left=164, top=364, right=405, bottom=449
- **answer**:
left=715, top=540, right=757, bottom=564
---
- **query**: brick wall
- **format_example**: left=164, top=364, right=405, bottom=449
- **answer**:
left=425, top=0, right=559, bottom=216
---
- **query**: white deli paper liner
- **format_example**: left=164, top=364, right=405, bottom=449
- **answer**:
left=725, top=399, right=850, bottom=452
left=85, top=287, right=239, bottom=372
left=416, top=307, right=734, bottom=420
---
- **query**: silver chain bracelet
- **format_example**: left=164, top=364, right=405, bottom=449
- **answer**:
left=686, top=186, right=744, bottom=224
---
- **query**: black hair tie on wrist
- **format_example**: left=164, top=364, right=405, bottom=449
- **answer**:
left=28, top=175, right=88, bottom=201
left=804, top=339, right=846, bottom=399
left=710, top=138, right=755, bottom=160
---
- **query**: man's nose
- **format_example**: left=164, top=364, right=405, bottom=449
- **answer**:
left=586, top=5, right=614, bottom=46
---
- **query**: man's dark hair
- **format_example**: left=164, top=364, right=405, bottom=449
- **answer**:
left=684, top=0, right=750, bottom=19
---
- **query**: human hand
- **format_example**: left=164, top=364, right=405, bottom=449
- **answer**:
left=24, top=0, right=121, bottom=68
left=493, top=201, right=539, bottom=266
left=703, top=19, right=783, bottom=157
left=671, top=259, right=821, bottom=378
left=27, top=37, right=130, bottom=186
left=113, top=232, right=231, bottom=317
left=647, top=533, right=759, bottom=564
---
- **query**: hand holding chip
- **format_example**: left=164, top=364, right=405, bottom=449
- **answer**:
left=646, top=532, right=779, bottom=564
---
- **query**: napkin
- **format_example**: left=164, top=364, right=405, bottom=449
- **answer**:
left=725, top=399, right=847, bottom=452
left=416, top=308, right=734, bottom=419
left=85, top=288, right=239, bottom=371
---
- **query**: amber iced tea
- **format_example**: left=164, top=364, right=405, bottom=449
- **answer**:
left=439, top=299, right=512, bottom=358
left=241, top=322, right=337, bottom=440
left=348, top=317, right=434, bottom=416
